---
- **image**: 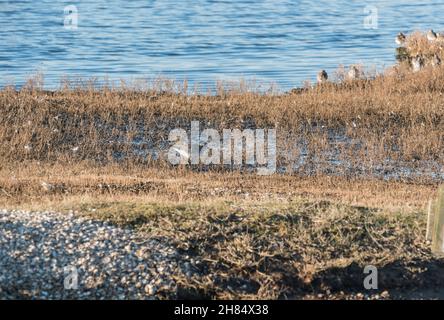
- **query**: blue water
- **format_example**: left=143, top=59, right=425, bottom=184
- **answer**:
left=1, top=0, right=444, bottom=91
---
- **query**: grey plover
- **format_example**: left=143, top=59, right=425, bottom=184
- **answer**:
left=427, top=29, right=437, bottom=42
left=347, top=66, right=360, bottom=80
left=317, top=70, right=328, bottom=84
left=411, top=55, right=424, bottom=72
left=395, top=32, right=406, bottom=46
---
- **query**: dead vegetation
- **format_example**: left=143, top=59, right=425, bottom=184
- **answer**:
left=1, top=59, right=444, bottom=182
left=64, top=199, right=439, bottom=299
left=0, top=163, right=439, bottom=299
left=0, top=163, right=436, bottom=209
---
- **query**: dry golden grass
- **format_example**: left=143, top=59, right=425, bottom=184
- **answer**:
left=0, top=162, right=437, bottom=210
left=1, top=61, right=444, bottom=182
left=0, top=163, right=438, bottom=299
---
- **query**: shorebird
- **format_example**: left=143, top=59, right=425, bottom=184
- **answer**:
left=347, top=66, right=360, bottom=80
left=317, top=70, right=328, bottom=84
left=395, top=32, right=406, bottom=46
left=427, top=29, right=437, bottom=41
left=431, top=53, right=441, bottom=67
left=40, top=181, right=55, bottom=192
left=411, top=55, right=424, bottom=72
left=171, top=147, right=190, bottom=161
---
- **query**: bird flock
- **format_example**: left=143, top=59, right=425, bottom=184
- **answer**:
left=317, top=30, right=443, bottom=84
left=395, top=30, right=442, bottom=72
left=317, top=65, right=361, bottom=85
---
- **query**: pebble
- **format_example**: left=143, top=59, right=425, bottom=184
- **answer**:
left=144, top=284, right=156, bottom=295
left=0, top=209, right=179, bottom=299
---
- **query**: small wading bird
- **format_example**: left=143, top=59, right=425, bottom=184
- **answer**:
left=347, top=65, right=360, bottom=80
left=411, top=55, right=424, bottom=72
left=40, top=181, right=54, bottom=192
left=317, top=70, right=328, bottom=84
left=431, top=53, right=441, bottom=67
left=395, top=32, right=406, bottom=46
left=427, top=29, right=437, bottom=41
left=171, top=147, right=190, bottom=161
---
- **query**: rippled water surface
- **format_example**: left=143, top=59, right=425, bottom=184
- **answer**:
left=1, top=0, right=444, bottom=90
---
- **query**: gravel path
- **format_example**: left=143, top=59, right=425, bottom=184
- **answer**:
left=0, top=209, right=180, bottom=299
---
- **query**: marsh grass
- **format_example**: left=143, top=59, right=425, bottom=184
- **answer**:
left=2, top=60, right=444, bottom=182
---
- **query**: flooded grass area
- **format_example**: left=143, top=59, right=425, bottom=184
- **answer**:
left=2, top=64, right=444, bottom=183
left=2, top=55, right=444, bottom=298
